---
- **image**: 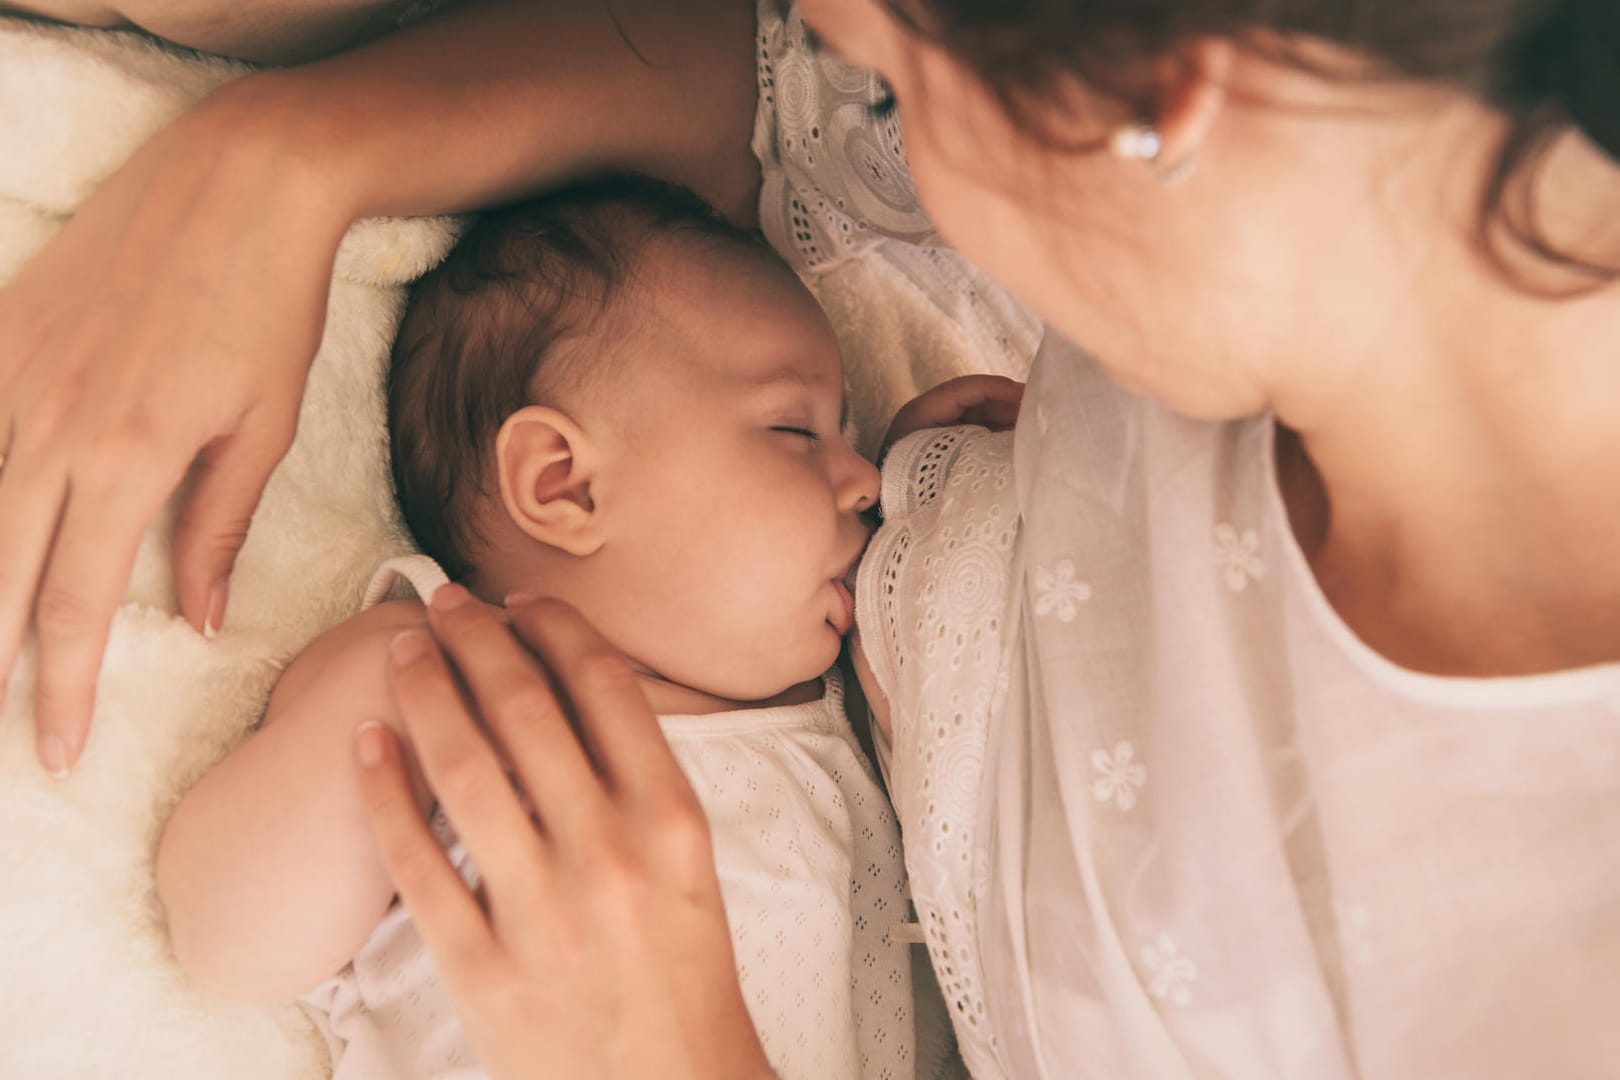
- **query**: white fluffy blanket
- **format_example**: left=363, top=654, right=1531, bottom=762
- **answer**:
left=0, top=17, right=982, bottom=1079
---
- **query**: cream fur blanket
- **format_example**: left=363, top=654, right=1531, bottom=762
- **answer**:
left=0, top=16, right=983, bottom=1079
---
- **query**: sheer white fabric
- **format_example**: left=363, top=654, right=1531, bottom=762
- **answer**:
left=304, top=557, right=917, bottom=1080
left=859, top=337, right=1620, bottom=1078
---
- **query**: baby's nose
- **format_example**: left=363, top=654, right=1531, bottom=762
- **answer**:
left=845, top=453, right=881, bottom=513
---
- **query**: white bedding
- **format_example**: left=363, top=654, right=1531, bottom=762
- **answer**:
left=0, top=17, right=980, bottom=1078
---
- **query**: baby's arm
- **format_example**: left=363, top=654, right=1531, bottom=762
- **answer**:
left=0, top=0, right=409, bottom=65
left=155, top=599, right=435, bottom=1003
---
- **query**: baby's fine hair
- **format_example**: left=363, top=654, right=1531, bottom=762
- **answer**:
left=387, top=174, right=765, bottom=582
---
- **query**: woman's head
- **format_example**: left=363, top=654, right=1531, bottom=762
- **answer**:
left=800, top=0, right=1620, bottom=419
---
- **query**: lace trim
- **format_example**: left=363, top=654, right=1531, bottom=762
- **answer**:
left=856, top=426, right=1019, bottom=1080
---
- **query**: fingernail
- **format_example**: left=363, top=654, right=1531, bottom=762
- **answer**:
left=505, top=590, right=539, bottom=607
left=430, top=583, right=470, bottom=611
left=389, top=631, right=428, bottom=666
left=38, top=733, right=70, bottom=780
left=203, top=580, right=229, bottom=640
left=355, top=721, right=388, bottom=767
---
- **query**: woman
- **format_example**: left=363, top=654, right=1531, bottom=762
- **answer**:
left=5, top=0, right=1620, bottom=1075
left=363, top=3, right=1620, bottom=1076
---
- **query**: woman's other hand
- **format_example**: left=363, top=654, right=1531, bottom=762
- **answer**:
left=881, top=373, right=1025, bottom=459
left=0, top=95, right=347, bottom=777
left=354, top=586, right=775, bottom=1080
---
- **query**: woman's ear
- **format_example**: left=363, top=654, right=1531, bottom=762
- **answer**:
left=1154, top=38, right=1234, bottom=172
left=495, top=405, right=605, bottom=557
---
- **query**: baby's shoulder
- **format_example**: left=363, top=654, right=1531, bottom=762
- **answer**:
left=265, top=599, right=429, bottom=724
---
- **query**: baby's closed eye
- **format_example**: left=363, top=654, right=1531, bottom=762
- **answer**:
left=771, top=425, right=822, bottom=443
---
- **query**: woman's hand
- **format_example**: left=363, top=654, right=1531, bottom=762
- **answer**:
left=0, top=91, right=349, bottom=776
left=354, top=585, right=775, bottom=1080
left=881, top=373, right=1025, bottom=459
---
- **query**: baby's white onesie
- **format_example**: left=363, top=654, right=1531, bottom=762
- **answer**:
left=300, top=556, right=916, bottom=1080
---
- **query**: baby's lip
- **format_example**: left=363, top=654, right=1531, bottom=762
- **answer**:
left=838, top=531, right=874, bottom=593
left=831, top=578, right=855, bottom=636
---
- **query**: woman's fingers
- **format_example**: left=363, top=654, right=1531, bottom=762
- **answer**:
left=502, top=598, right=695, bottom=814
left=367, top=594, right=771, bottom=1080
left=0, top=461, right=66, bottom=721
left=0, top=434, right=180, bottom=775
left=353, top=719, right=504, bottom=983
left=422, top=586, right=610, bottom=840
left=383, top=627, right=552, bottom=906
left=171, top=420, right=295, bottom=638
left=29, top=453, right=183, bottom=774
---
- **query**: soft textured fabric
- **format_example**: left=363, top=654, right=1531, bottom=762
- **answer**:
left=0, top=19, right=457, bottom=1080
left=857, top=331, right=1620, bottom=1079
left=304, top=557, right=918, bottom=1080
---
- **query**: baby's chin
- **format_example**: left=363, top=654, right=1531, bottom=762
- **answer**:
left=633, top=646, right=836, bottom=715
left=729, top=645, right=841, bottom=708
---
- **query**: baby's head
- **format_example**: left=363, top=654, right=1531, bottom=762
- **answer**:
left=389, top=176, right=878, bottom=704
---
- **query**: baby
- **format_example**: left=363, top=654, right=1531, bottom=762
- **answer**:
left=155, top=176, right=1015, bottom=1080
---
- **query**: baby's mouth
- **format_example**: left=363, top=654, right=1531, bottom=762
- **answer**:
left=839, top=529, right=875, bottom=605
left=842, top=556, right=860, bottom=594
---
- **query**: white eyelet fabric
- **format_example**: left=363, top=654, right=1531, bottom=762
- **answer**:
left=303, top=557, right=916, bottom=1080
left=857, top=425, right=1021, bottom=1080
left=750, top=0, right=1042, bottom=384
left=862, top=335, right=1620, bottom=1079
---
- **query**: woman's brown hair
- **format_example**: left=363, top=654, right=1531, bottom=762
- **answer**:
left=889, top=0, right=1620, bottom=282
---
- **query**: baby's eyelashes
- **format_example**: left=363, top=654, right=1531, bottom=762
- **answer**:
left=771, top=425, right=822, bottom=443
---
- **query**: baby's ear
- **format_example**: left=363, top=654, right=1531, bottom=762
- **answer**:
left=495, top=406, right=604, bottom=557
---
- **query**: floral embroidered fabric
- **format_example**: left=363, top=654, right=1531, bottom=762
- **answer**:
left=859, top=337, right=1620, bottom=1079
left=982, top=338, right=1620, bottom=1078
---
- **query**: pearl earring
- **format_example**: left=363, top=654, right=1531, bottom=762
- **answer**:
left=1108, top=123, right=1162, bottom=163
left=1108, top=122, right=1195, bottom=185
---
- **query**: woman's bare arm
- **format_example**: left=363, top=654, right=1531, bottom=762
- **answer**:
left=219, top=0, right=762, bottom=223
left=0, top=0, right=410, bottom=64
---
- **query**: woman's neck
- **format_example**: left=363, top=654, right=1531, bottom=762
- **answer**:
left=1271, top=223, right=1620, bottom=676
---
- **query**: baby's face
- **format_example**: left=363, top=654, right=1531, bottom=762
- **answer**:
left=579, top=239, right=879, bottom=702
